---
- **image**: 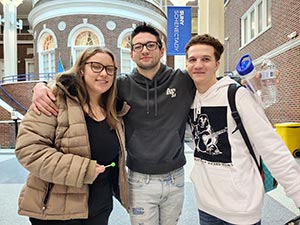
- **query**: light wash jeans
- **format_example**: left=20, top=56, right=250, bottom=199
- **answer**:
left=128, top=167, right=185, bottom=225
left=199, top=210, right=261, bottom=225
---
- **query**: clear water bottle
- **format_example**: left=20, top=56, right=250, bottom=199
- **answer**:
left=236, top=54, right=264, bottom=106
left=260, top=58, right=277, bottom=108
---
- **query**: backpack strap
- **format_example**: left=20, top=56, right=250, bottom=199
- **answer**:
left=227, top=83, right=260, bottom=170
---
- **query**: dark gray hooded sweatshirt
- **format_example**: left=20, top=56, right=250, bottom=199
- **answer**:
left=117, top=63, right=195, bottom=174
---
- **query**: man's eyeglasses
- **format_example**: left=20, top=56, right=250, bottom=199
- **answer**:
left=131, top=41, right=161, bottom=52
left=85, top=62, right=117, bottom=76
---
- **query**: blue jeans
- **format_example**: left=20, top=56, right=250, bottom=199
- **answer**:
left=128, top=167, right=185, bottom=225
left=199, top=210, right=261, bottom=225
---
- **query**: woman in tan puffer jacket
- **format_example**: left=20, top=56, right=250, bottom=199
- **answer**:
left=15, top=46, right=129, bottom=225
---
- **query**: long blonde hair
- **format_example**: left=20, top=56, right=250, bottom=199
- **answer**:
left=56, top=46, right=119, bottom=129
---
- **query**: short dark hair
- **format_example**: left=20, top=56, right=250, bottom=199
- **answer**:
left=185, top=34, right=224, bottom=61
left=130, top=22, right=163, bottom=49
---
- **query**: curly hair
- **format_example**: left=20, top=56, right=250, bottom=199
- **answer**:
left=185, top=34, right=224, bottom=61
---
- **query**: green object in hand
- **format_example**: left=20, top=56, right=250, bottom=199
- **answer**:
left=105, top=162, right=116, bottom=168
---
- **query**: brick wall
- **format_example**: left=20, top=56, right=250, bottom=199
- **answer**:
left=0, top=123, right=16, bottom=149
left=0, top=82, right=36, bottom=148
left=224, top=0, right=300, bottom=124
left=33, top=14, right=166, bottom=73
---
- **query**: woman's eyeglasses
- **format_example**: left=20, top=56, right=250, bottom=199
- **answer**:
left=131, top=41, right=161, bottom=52
left=85, top=62, right=117, bottom=76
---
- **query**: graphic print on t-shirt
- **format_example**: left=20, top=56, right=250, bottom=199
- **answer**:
left=188, top=106, right=232, bottom=165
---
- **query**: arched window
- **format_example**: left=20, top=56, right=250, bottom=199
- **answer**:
left=68, top=21, right=104, bottom=67
left=120, top=35, right=134, bottom=74
left=73, top=30, right=100, bottom=60
left=118, top=28, right=135, bottom=74
left=39, top=32, right=56, bottom=75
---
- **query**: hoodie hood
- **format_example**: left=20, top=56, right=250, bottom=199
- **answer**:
left=55, top=74, right=79, bottom=100
left=130, top=63, right=171, bottom=86
left=191, top=76, right=237, bottom=121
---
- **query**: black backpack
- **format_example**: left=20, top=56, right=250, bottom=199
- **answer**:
left=227, top=83, right=278, bottom=193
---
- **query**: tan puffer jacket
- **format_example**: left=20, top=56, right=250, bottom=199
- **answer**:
left=15, top=80, right=129, bottom=220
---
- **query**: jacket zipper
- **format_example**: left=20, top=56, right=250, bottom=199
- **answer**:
left=42, top=183, right=54, bottom=211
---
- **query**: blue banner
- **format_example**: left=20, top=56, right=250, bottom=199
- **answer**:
left=167, top=6, right=191, bottom=56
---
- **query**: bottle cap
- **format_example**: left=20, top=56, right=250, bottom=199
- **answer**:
left=236, top=54, right=254, bottom=76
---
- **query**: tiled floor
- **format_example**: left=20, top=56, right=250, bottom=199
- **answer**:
left=0, top=145, right=299, bottom=225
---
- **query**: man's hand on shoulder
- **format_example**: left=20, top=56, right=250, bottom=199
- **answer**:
left=32, top=82, right=58, bottom=116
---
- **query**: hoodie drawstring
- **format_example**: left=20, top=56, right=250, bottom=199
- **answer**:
left=144, top=78, right=158, bottom=116
left=145, top=79, right=150, bottom=114
left=154, top=79, right=158, bottom=116
left=193, top=91, right=202, bottom=121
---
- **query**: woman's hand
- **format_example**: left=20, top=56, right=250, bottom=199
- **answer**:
left=92, top=164, right=106, bottom=181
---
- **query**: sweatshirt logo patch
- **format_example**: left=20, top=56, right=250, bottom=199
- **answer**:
left=166, top=88, right=176, bottom=98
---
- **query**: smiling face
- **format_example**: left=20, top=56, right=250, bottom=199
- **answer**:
left=130, top=32, right=164, bottom=79
left=186, top=44, right=220, bottom=93
left=83, top=52, right=115, bottom=99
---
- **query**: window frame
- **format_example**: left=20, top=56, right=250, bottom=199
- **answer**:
left=68, top=22, right=104, bottom=67
left=37, top=31, right=57, bottom=75
left=118, top=29, right=136, bottom=74
left=72, top=30, right=100, bottom=64
left=241, top=0, right=272, bottom=47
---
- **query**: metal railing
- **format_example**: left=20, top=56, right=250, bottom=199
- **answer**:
left=1, top=73, right=56, bottom=84
left=0, top=85, right=27, bottom=112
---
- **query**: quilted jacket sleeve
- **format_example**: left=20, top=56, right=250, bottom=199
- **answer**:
left=15, top=101, right=96, bottom=188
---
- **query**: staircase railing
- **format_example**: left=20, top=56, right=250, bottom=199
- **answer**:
left=1, top=73, right=55, bottom=84
left=0, top=85, right=28, bottom=112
